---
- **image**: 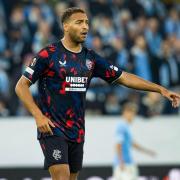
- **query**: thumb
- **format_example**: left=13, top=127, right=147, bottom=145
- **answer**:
left=168, top=96, right=174, bottom=102
left=165, top=94, right=173, bottom=102
left=48, top=120, right=55, bottom=128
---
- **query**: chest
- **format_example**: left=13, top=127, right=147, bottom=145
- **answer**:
left=49, top=51, right=94, bottom=79
left=124, top=128, right=132, bottom=144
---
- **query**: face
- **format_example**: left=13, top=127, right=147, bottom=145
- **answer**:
left=64, top=12, right=89, bottom=43
left=124, top=110, right=136, bottom=123
left=129, top=111, right=136, bottom=122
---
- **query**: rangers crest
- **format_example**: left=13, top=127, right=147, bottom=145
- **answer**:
left=86, top=59, right=93, bottom=70
left=53, top=149, right=62, bottom=160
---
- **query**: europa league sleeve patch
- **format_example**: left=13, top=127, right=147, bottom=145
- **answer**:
left=92, top=51, right=122, bottom=83
left=23, top=48, right=50, bottom=84
left=30, top=57, right=37, bottom=66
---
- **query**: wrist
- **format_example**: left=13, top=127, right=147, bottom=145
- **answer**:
left=159, top=86, right=167, bottom=95
left=31, top=109, right=43, bottom=119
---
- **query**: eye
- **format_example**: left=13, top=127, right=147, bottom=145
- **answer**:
left=75, top=21, right=82, bottom=24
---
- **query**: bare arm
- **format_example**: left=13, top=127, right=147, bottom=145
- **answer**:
left=133, top=142, right=156, bottom=157
left=116, top=143, right=125, bottom=169
left=15, top=76, right=42, bottom=118
left=15, top=76, right=55, bottom=134
left=117, top=72, right=180, bottom=108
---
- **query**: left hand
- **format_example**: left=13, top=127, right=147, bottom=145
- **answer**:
left=146, top=150, right=157, bottom=157
left=160, top=88, right=180, bottom=108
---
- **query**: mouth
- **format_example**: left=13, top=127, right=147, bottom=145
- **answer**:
left=80, top=32, right=88, bottom=36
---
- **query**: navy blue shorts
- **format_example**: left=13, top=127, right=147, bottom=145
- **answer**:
left=39, top=136, right=84, bottom=173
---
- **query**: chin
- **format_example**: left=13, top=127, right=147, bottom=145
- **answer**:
left=76, top=39, right=85, bottom=44
left=72, top=38, right=84, bottom=44
left=78, top=37, right=86, bottom=42
left=80, top=39, right=86, bottom=43
left=77, top=36, right=87, bottom=43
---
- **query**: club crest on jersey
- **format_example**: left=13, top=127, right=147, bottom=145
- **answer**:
left=59, top=59, right=66, bottom=66
left=86, top=59, right=93, bottom=70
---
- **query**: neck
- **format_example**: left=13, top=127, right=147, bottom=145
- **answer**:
left=122, top=114, right=131, bottom=123
left=61, top=36, right=82, bottom=53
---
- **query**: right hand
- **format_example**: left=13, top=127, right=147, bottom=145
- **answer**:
left=35, top=114, right=55, bottom=135
left=160, top=88, right=180, bottom=108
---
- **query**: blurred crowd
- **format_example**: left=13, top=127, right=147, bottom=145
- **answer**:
left=0, top=0, right=180, bottom=117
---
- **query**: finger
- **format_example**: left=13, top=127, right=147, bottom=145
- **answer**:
left=176, top=97, right=180, bottom=106
left=48, top=120, right=55, bottom=128
left=171, top=93, right=180, bottom=99
left=173, top=98, right=179, bottom=108
left=174, top=99, right=178, bottom=107
left=171, top=95, right=179, bottom=103
left=167, top=96, right=173, bottom=102
left=38, top=126, right=46, bottom=133
left=38, top=127, right=43, bottom=133
left=44, top=124, right=53, bottom=135
left=174, top=93, right=180, bottom=99
left=165, top=93, right=173, bottom=101
left=172, top=100, right=178, bottom=108
left=42, top=124, right=52, bottom=135
left=42, top=125, right=50, bottom=133
left=172, top=101, right=176, bottom=108
left=175, top=101, right=179, bottom=108
left=47, top=126, right=53, bottom=135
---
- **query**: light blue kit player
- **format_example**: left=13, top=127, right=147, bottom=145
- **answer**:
left=113, top=103, right=155, bottom=180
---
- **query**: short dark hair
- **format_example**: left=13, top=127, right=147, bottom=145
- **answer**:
left=61, top=7, right=85, bottom=24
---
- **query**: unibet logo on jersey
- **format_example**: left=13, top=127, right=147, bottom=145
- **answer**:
left=65, top=76, right=88, bottom=92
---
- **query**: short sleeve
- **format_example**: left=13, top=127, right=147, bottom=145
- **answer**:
left=23, top=48, right=50, bottom=84
left=93, top=51, right=122, bottom=83
left=115, top=123, right=125, bottom=144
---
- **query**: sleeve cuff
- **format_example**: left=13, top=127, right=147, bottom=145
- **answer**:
left=22, top=75, right=33, bottom=84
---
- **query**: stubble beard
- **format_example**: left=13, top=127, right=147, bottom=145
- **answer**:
left=69, top=32, right=85, bottom=44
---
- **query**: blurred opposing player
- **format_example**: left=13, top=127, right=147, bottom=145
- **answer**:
left=113, top=102, right=155, bottom=180
left=15, top=7, right=180, bottom=180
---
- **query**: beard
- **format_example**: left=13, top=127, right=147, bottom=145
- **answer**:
left=69, top=31, right=86, bottom=44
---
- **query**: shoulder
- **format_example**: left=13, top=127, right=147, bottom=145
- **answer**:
left=37, top=42, right=58, bottom=59
left=83, top=47, right=97, bottom=57
left=47, top=42, right=58, bottom=53
left=117, top=120, right=128, bottom=130
left=86, top=49, right=106, bottom=64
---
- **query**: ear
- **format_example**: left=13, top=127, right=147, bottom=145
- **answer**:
left=63, top=23, right=69, bottom=33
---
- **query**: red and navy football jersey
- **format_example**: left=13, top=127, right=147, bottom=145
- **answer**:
left=23, top=41, right=122, bottom=143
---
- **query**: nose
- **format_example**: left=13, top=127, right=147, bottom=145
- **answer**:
left=82, top=22, right=89, bottom=30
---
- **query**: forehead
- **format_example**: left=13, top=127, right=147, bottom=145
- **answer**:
left=69, top=12, right=88, bottom=21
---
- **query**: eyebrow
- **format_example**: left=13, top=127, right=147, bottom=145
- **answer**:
left=75, top=19, right=89, bottom=22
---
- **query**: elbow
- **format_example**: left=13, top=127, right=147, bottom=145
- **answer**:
left=15, top=80, right=21, bottom=96
left=15, top=76, right=31, bottom=96
left=117, top=72, right=128, bottom=86
left=15, top=77, right=24, bottom=96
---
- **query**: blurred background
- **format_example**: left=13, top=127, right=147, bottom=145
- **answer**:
left=0, top=0, right=179, bottom=179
